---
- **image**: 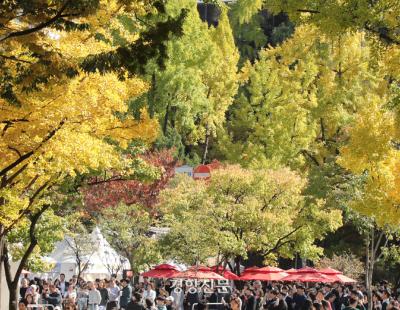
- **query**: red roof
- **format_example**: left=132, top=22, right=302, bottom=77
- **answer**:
left=194, top=165, right=211, bottom=174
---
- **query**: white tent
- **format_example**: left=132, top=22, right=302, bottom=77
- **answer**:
left=40, top=227, right=130, bottom=281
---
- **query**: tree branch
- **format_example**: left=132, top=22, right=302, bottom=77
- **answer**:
left=261, top=190, right=284, bottom=212
left=300, top=149, right=320, bottom=166
left=0, top=1, right=71, bottom=42
left=296, top=9, right=320, bottom=14
left=0, top=119, right=65, bottom=178
left=0, top=179, right=52, bottom=238
left=0, top=54, right=33, bottom=64
left=263, top=225, right=304, bottom=256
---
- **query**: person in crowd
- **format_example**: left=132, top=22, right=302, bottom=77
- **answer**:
left=87, top=281, right=102, bottom=310
left=98, top=280, right=109, bottom=310
left=382, top=290, right=392, bottom=310
left=145, top=298, right=158, bottom=310
left=20, top=278, right=30, bottom=300
left=244, top=288, right=257, bottom=310
left=280, top=286, right=293, bottom=310
left=344, top=297, right=359, bottom=310
left=127, top=293, right=146, bottom=310
left=143, top=283, right=157, bottom=304
left=322, top=300, right=331, bottom=310
left=55, top=273, right=70, bottom=297
left=77, top=283, right=89, bottom=310
left=293, top=286, right=307, bottom=310
left=166, top=296, right=175, bottom=310
left=277, top=290, right=289, bottom=310
left=156, top=296, right=168, bottom=310
left=19, top=301, right=27, bottom=310
left=325, top=293, right=336, bottom=310
left=107, top=279, right=120, bottom=310
left=185, top=285, right=200, bottom=310
left=228, top=292, right=242, bottom=310
left=171, top=284, right=185, bottom=310
left=64, top=284, right=78, bottom=309
left=24, top=293, right=36, bottom=309
left=264, top=289, right=280, bottom=310
left=121, top=279, right=133, bottom=310
left=301, top=300, right=314, bottom=310
left=43, top=284, right=62, bottom=309
left=209, top=287, right=222, bottom=310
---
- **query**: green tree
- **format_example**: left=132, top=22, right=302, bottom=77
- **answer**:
left=158, top=166, right=341, bottom=272
left=99, top=204, right=161, bottom=275
left=132, top=0, right=239, bottom=163
left=232, top=0, right=400, bottom=45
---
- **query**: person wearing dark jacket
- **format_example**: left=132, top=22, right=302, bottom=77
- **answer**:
left=98, top=280, right=109, bottom=310
left=277, top=291, right=289, bottom=310
left=120, top=279, right=133, bottom=310
left=127, top=293, right=146, bottom=310
left=44, top=284, right=62, bottom=308
left=293, top=287, right=307, bottom=310
left=382, top=290, right=391, bottom=310
left=280, top=286, right=293, bottom=310
left=244, top=289, right=257, bottom=310
left=264, top=290, right=280, bottom=310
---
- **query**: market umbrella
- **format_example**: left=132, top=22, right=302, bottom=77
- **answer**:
left=174, top=265, right=226, bottom=280
left=240, top=266, right=288, bottom=281
left=318, top=267, right=357, bottom=283
left=286, top=268, right=298, bottom=274
left=211, top=266, right=240, bottom=280
left=141, top=264, right=181, bottom=279
left=282, top=267, right=334, bottom=283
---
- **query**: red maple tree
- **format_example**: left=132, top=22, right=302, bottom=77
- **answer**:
left=82, top=149, right=177, bottom=212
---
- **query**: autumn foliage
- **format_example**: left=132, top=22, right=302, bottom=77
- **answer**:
left=82, top=149, right=177, bottom=211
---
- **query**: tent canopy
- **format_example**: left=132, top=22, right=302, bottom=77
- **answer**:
left=40, top=227, right=130, bottom=280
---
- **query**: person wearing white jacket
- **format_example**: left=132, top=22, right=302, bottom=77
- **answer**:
left=143, top=283, right=157, bottom=303
left=88, top=281, right=102, bottom=310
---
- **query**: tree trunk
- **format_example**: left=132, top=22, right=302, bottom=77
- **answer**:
left=202, top=130, right=210, bottom=164
left=8, top=284, right=18, bottom=310
left=163, top=104, right=170, bottom=135
left=0, top=225, right=4, bottom=308
left=365, top=227, right=374, bottom=310
left=234, top=255, right=241, bottom=275
left=4, top=243, right=19, bottom=310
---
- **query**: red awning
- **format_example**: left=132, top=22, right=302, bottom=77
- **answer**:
left=318, top=268, right=357, bottom=283
left=286, top=268, right=298, bottom=274
left=174, top=266, right=226, bottom=280
left=282, top=267, right=334, bottom=283
left=240, top=266, right=288, bottom=281
left=211, top=266, right=240, bottom=280
left=141, top=264, right=181, bottom=279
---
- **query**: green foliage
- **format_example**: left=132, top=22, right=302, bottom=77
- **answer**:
left=158, top=166, right=341, bottom=265
left=99, top=204, right=161, bottom=273
left=7, top=209, right=66, bottom=272
left=219, top=25, right=382, bottom=171
left=131, top=0, right=239, bottom=152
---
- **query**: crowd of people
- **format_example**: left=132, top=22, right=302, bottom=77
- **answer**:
left=18, top=274, right=400, bottom=310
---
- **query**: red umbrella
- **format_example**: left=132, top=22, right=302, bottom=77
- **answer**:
left=141, top=264, right=181, bottom=279
left=258, top=266, right=286, bottom=273
left=282, top=267, right=334, bottom=283
left=318, top=268, right=357, bottom=283
left=286, top=268, right=298, bottom=274
left=211, top=266, right=240, bottom=280
left=174, top=266, right=225, bottom=280
left=240, top=266, right=288, bottom=281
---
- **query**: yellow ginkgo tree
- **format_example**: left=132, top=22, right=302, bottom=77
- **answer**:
left=337, top=97, right=400, bottom=226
